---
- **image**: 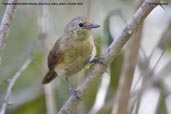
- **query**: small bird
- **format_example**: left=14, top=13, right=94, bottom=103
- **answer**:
left=42, top=16, right=103, bottom=99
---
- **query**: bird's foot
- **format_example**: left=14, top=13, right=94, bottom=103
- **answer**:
left=89, top=57, right=105, bottom=65
left=69, top=88, right=81, bottom=100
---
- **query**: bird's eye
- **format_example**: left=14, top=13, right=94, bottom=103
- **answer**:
left=79, top=23, right=84, bottom=27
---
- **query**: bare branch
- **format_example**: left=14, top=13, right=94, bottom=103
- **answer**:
left=57, top=0, right=161, bottom=113
left=0, top=57, right=32, bottom=114
left=0, top=0, right=18, bottom=65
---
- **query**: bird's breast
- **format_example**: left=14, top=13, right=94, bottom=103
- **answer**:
left=55, top=36, right=96, bottom=77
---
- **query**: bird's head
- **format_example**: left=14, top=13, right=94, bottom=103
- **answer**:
left=64, top=16, right=100, bottom=35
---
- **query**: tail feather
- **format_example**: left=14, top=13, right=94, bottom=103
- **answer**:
left=42, top=70, right=57, bottom=84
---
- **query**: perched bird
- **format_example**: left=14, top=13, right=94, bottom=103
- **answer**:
left=42, top=16, right=103, bottom=99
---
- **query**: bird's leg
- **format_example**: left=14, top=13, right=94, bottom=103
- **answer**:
left=65, top=78, right=81, bottom=100
left=89, top=57, right=105, bottom=65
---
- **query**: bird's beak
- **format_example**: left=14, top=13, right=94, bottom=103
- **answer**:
left=85, top=23, right=100, bottom=29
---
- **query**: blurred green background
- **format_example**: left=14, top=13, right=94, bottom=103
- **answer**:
left=0, top=0, right=171, bottom=114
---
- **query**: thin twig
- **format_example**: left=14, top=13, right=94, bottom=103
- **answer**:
left=151, top=49, right=165, bottom=72
left=84, top=0, right=90, bottom=17
left=131, top=59, right=171, bottom=99
left=0, top=0, right=18, bottom=65
left=132, top=46, right=165, bottom=114
left=57, top=0, right=161, bottom=113
left=0, top=57, right=32, bottom=114
left=38, top=1, right=57, bottom=114
left=111, top=0, right=144, bottom=113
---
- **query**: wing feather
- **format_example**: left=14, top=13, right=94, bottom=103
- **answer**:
left=47, top=39, right=63, bottom=70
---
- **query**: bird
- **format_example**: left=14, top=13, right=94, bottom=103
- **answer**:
left=42, top=16, right=103, bottom=99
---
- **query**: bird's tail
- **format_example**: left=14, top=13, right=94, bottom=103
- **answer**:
left=42, top=70, right=57, bottom=84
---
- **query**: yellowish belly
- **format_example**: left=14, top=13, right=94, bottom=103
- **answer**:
left=55, top=38, right=96, bottom=78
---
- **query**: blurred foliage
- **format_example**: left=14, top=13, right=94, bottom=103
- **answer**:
left=0, top=0, right=171, bottom=114
left=103, top=10, right=124, bottom=101
left=155, top=82, right=168, bottom=114
left=157, top=18, right=171, bottom=52
left=8, top=95, right=46, bottom=114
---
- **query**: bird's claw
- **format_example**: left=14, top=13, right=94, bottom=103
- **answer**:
left=69, top=88, right=81, bottom=100
left=89, top=57, right=106, bottom=65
